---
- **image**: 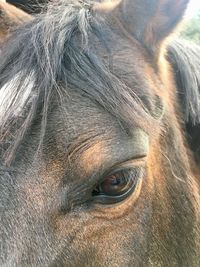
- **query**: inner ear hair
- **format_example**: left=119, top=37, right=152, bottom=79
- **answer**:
left=167, top=39, right=200, bottom=162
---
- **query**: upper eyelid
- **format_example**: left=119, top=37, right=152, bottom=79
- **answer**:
left=97, top=156, right=147, bottom=183
left=62, top=156, right=146, bottom=188
left=108, top=156, right=147, bottom=173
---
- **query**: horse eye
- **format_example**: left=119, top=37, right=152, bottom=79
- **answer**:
left=92, top=167, right=144, bottom=204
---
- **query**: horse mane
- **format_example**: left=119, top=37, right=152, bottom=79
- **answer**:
left=167, top=39, right=200, bottom=161
left=0, top=0, right=156, bottom=165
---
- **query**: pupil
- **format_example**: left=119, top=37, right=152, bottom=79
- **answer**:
left=111, top=176, right=121, bottom=185
left=99, top=173, right=128, bottom=196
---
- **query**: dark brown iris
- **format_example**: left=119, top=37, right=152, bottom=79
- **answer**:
left=92, top=169, right=139, bottom=197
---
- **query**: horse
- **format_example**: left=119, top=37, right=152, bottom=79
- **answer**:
left=0, top=0, right=199, bottom=266
left=0, top=0, right=31, bottom=40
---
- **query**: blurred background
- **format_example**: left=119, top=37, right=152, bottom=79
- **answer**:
left=180, top=0, right=200, bottom=44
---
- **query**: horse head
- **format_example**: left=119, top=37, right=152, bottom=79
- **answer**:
left=0, top=0, right=199, bottom=266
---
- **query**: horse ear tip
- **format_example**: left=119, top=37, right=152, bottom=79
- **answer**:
left=92, top=0, right=121, bottom=13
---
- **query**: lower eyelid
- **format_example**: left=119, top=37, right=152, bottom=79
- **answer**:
left=92, top=177, right=143, bottom=206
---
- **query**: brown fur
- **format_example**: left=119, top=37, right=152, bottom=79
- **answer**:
left=0, top=1, right=31, bottom=40
left=0, top=0, right=199, bottom=266
left=94, top=0, right=189, bottom=54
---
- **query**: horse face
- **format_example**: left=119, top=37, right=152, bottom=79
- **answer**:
left=0, top=0, right=199, bottom=266
left=0, top=46, right=156, bottom=266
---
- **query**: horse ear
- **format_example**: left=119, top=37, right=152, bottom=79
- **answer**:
left=0, top=1, right=31, bottom=39
left=167, top=39, right=200, bottom=163
left=93, top=0, right=189, bottom=54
